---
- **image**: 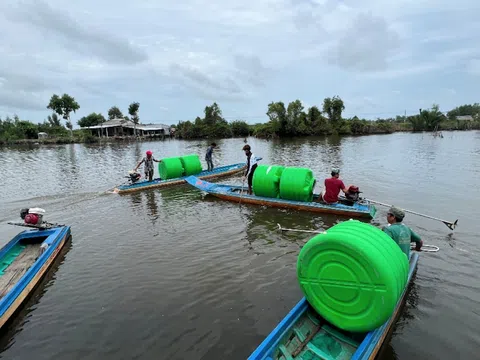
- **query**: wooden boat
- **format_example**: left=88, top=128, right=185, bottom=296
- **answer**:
left=113, top=162, right=253, bottom=194
left=0, top=219, right=71, bottom=330
left=184, top=176, right=377, bottom=219
left=248, top=252, right=419, bottom=360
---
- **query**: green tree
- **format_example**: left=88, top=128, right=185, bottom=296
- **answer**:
left=204, top=102, right=223, bottom=126
left=47, top=113, right=61, bottom=126
left=128, top=102, right=140, bottom=136
left=422, top=104, right=443, bottom=131
left=286, top=100, right=306, bottom=135
left=306, top=106, right=328, bottom=134
left=322, top=96, right=345, bottom=127
left=230, top=120, right=250, bottom=137
left=108, top=106, right=124, bottom=120
left=447, top=103, right=480, bottom=120
left=78, top=112, right=106, bottom=127
left=47, top=93, right=80, bottom=136
left=266, top=101, right=287, bottom=135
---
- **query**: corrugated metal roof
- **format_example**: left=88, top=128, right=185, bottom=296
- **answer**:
left=82, top=119, right=171, bottom=130
left=456, top=115, right=474, bottom=121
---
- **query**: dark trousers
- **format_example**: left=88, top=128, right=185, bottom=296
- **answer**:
left=145, top=169, right=154, bottom=182
left=206, top=158, right=214, bottom=171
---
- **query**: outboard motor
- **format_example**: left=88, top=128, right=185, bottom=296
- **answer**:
left=22, top=208, right=45, bottom=225
left=126, top=171, right=141, bottom=184
left=20, top=208, right=30, bottom=220
left=345, top=186, right=361, bottom=202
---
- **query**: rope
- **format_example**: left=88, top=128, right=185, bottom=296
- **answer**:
left=277, top=224, right=440, bottom=252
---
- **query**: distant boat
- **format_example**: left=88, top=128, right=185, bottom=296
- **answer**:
left=184, top=176, right=376, bottom=219
left=1, top=210, right=71, bottom=330
left=114, top=159, right=261, bottom=195
left=248, top=252, right=419, bottom=360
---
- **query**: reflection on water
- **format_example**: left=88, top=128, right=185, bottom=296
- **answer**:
left=0, top=131, right=479, bottom=360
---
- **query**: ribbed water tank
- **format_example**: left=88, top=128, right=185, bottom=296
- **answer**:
left=297, top=219, right=409, bottom=332
left=279, top=167, right=315, bottom=202
left=252, top=165, right=285, bottom=198
left=158, top=157, right=184, bottom=179
left=180, top=154, right=203, bottom=176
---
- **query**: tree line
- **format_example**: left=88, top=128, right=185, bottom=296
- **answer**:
left=0, top=93, right=141, bottom=143
left=46, top=93, right=141, bottom=133
left=175, top=98, right=480, bottom=139
left=2, top=93, right=480, bottom=144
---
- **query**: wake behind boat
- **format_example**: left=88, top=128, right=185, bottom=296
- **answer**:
left=185, top=176, right=376, bottom=219
left=1, top=208, right=71, bottom=330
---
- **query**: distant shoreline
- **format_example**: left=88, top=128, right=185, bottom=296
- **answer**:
left=1, top=128, right=477, bottom=147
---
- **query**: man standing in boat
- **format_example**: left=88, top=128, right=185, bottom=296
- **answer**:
left=319, top=168, right=349, bottom=204
left=134, top=150, right=161, bottom=182
left=242, top=144, right=258, bottom=195
left=205, top=143, right=217, bottom=171
left=383, top=206, right=423, bottom=257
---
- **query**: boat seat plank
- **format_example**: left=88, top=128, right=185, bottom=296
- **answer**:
left=0, top=244, right=42, bottom=299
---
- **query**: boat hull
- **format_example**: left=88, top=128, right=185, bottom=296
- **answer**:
left=248, top=252, right=419, bottom=360
left=0, top=226, right=71, bottom=330
left=185, top=176, right=376, bottom=219
left=114, top=163, right=247, bottom=194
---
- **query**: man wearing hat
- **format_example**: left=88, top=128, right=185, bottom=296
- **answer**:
left=320, top=168, right=349, bottom=204
left=383, top=206, right=423, bottom=257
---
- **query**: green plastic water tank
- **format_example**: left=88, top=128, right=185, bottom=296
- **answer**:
left=158, top=157, right=184, bottom=179
left=330, top=220, right=408, bottom=299
left=252, top=165, right=285, bottom=198
left=279, top=167, right=315, bottom=202
left=180, top=154, right=203, bottom=176
left=297, top=220, right=409, bottom=332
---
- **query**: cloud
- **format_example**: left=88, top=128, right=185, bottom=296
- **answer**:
left=326, top=13, right=401, bottom=72
left=0, top=0, right=479, bottom=123
left=6, top=0, right=148, bottom=65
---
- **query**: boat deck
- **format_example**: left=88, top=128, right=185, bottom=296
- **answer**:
left=0, top=244, right=42, bottom=299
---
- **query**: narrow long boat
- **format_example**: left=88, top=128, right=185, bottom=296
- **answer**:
left=184, top=176, right=377, bottom=219
left=248, top=252, right=419, bottom=360
left=0, top=223, right=71, bottom=330
left=114, top=162, right=251, bottom=194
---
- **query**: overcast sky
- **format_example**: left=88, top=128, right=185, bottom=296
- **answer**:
left=1, top=0, right=479, bottom=126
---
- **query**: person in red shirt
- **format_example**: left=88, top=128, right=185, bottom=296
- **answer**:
left=320, top=168, right=348, bottom=204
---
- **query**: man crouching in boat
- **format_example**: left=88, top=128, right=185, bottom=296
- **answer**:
left=383, top=206, right=423, bottom=257
left=134, top=150, right=161, bottom=182
left=318, top=168, right=349, bottom=204
left=242, top=144, right=258, bottom=195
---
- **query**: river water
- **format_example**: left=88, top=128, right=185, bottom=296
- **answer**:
left=0, top=131, right=478, bottom=360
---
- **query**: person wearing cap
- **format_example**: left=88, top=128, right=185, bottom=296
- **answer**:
left=242, top=144, right=258, bottom=195
left=205, top=142, right=217, bottom=171
left=134, top=150, right=161, bottom=182
left=319, top=168, right=348, bottom=204
left=383, top=206, right=423, bottom=257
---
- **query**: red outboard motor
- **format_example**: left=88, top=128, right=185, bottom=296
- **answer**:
left=20, top=208, right=45, bottom=225
left=25, top=213, right=40, bottom=225
left=345, top=185, right=362, bottom=202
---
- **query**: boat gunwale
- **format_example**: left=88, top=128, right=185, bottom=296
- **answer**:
left=0, top=226, right=71, bottom=324
left=114, top=162, right=247, bottom=194
left=247, top=252, right=419, bottom=360
left=185, top=176, right=376, bottom=219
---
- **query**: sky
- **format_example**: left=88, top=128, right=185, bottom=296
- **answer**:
left=1, top=0, right=480, bottom=127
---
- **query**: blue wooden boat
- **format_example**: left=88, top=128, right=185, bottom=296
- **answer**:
left=248, top=252, right=419, bottom=359
left=0, top=218, right=71, bottom=330
left=114, top=161, right=257, bottom=194
left=184, top=176, right=377, bottom=219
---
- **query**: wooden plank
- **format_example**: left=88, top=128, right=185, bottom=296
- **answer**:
left=0, top=235, right=67, bottom=329
left=0, top=245, right=41, bottom=299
